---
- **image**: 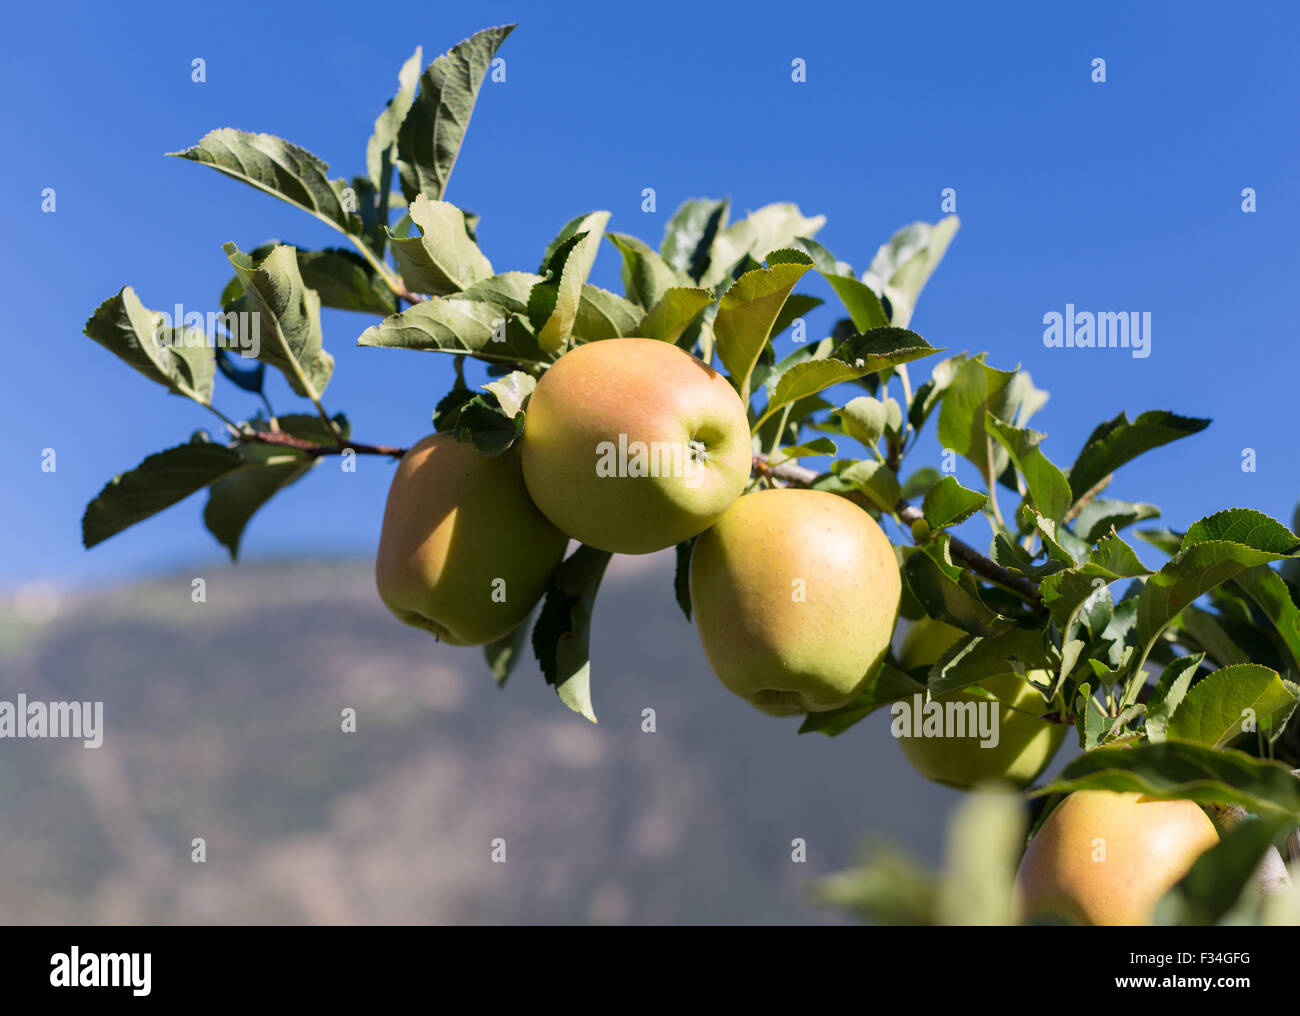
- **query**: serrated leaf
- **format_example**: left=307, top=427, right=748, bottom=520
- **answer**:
left=224, top=243, right=334, bottom=399
left=862, top=216, right=959, bottom=328
left=921, top=475, right=987, bottom=531
left=453, top=271, right=543, bottom=314
left=673, top=537, right=696, bottom=621
left=539, top=210, right=610, bottom=280
left=606, top=232, right=683, bottom=308
left=396, top=24, right=514, bottom=200
left=485, top=613, right=533, bottom=687
left=481, top=371, right=535, bottom=417
left=532, top=545, right=612, bottom=723
left=358, top=298, right=546, bottom=364
left=530, top=232, right=591, bottom=354
left=821, top=271, right=889, bottom=332
left=574, top=284, right=642, bottom=340
left=1145, top=653, right=1205, bottom=742
left=986, top=416, right=1071, bottom=523
left=840, top=459, right=901, bottom=514
left=935, top=358, right=1024, bottom=484
left=713, top=260, right=812, bottom=400
left=927, top=627, right=1055, bottom=697
left=1036, top=742, right=1300, bottom=820
left=701, top=203, right=826, bottom=287
left=451, top=396, right=525, bottom=456
left=364, top=46, right=422, bottom=248
left=1073, top=498, right=1161, bottom=543
left=1232, top=565, right=1300, bottom=676
left=203, top=445, right=315, bottom=560
left=769, top=438, right=837, bottom=464
left=639, top=286, right=715, bottom=343
left=834, top=396, right=888, bottom=447
left=82, top=442, right=245, bottom=548
left=1134, top=510, right=1300, bottom=680
left=798, top=663, right=925, bottom=736
left=1166, top=664, right=1300, bottom=748
left=1067, top=411, right=1211, bottom=504
left=389, top=194, right=493, bottom=296
left=269, top=412, right=351, bottom=445
left=662, top=197, right=729, bottom=282
left=170, top=128, right=363, bottom=237
left=904, top=548, right=1009, bottom=637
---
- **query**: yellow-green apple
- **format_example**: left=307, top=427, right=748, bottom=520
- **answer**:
left=375, top=432, right=568, bottom=645
left=1015, top=789, right=1220, bottom=925
left=520, top=338, right=750, bottom=554
left=895, top=617, right=1067, bottom=789
left=688, top=488, right=901, bottom=715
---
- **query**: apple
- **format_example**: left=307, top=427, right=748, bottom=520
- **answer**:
left=689, top=488, right=901, bottom=715
left=1015, top=789, right=1220, bottom=925
left=375, top=432, right=569, bottom=645
left=520, top=338, right=751, bottom=554
left=895, top=617, right=1067, bottom=790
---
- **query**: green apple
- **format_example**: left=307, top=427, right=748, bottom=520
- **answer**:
left=894, top=617, right=1066, bottom=789
left=1016, top=790, right=1219, bottom=925
left=689, top=488, right=901, bottom=715
left=375, top=432, right=569, bottom=645
left=520, top=338, right=751, bottom=555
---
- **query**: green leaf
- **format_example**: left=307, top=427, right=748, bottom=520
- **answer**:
left=485, top=614, right=533, bottom=687
left=396, top=24, right=514, bottom=200
left=82, top=441, right=244, bottom=548
left=1067, top=411, right=1211, bottom=504
left=1145, top=653, right=1206, bottom=742
left=1039, top=529, right=1151, bottom=633
left=904, top=546, right=1009, bottom=637
left=451, top=396, right=525, bottom=456
left=1036, top=742, right=1300, bottom=820
left=1133, top=510, right=1300, bottom=678
left=1073, top=498, right=1161, bottom=543
left=921, top=475, right=987, bottom=531
left=1155, top=812, right=1295, bottom=926
left=1165, top=664, right=1300, bottom=748
left=532, top=545, right=612, bottom=723
left=661, top=197, right=729, bottom=282
left=986, top=416, right=1071, bottom=523
left=840, top=459, right=901, bottom=514
left=481, top=371, right=535, bottom=417
left=673, top=537, right=696, bottom=621
left=203, top=445, right=315, bottom=560
left=770, top=438, right=838, bottom=464
left=539, top=210, right=609, bottom=278
left=221, top=243, right=400, bottom=315
left=223, top=244, right=334, bottom=399
left=357, top=298, right=546, bottom=365
left=713, top=260, right=813, bottom=400
left=388, top=194, right=494, bottom=296
left=454, top=271, right=542, bottom=314
left=825, top=274, right=890, bottom=332
left=935, top=358, right=1024, bottom=484
left=862, top=216, right=960, bottom=328
left=701, top=203, right=826, bottom=287
left=761, top=326, right=935, bottom=427
left=573, top=284, right=642, bottom=341
left=364, top=46, right=423, bottom=248
left=606, top=232, right=682, bottom=308
left=834, top=396, right=889, bottom=447
left=1232, top=565, right=1300, bottom=676
left=798, top=663, right=925, bottom=736
left=638, top=287, right=714, bottom=343
left=169, top=129, right=362, bottom=238
left=84, top=287, right=215, bottom=405
left=927, top=627, right=1056, bottom=697
left=529, top=232, right=592, bottom=354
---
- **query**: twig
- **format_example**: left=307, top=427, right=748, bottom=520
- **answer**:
left=242, top=429, right=407, bottom=459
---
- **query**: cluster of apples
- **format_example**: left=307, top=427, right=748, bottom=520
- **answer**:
left=375, top=337, right=902, bottom=715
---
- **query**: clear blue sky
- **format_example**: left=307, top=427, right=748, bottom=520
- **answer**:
left=2, top=1, right=1297, bottom=589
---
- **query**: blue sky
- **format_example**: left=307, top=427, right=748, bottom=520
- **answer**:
left=2, top=0, right=1297, bottom=589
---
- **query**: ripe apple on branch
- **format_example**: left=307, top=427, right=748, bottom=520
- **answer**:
left=76, top=23, right=1300, bottom=926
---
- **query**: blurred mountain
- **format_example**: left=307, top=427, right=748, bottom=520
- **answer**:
left=0, top=553, right=965, bottom=924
